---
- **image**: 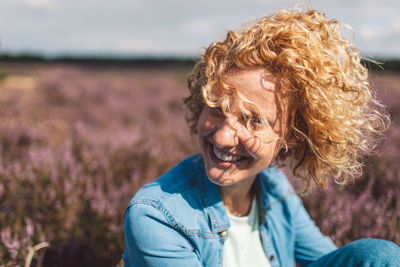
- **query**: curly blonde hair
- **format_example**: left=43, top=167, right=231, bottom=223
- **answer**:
left=184, top=5, right=389, bottom=189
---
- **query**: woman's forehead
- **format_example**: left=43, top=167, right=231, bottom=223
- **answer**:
left=221, top=67, right=288, bottom=115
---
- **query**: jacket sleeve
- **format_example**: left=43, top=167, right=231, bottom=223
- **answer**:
left=291, top=193, right=337, bottom=266
left=123, top=202, right=203, bottom=267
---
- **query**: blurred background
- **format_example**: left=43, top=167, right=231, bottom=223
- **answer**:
left=0, top=0, right=399, bottom=266
left=1, top=0, right=400, bottom=58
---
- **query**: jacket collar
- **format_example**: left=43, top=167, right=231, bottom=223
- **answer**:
left=255, top=168, right=293, bottom=224
left=194, top=156, right=230, bottom=233
left=193, top=155, right=293, bottom=233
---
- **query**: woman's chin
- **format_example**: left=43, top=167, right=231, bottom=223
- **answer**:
left=205, top=167, right=241, bottom=186
left=207, top=175, right=236, bottom=186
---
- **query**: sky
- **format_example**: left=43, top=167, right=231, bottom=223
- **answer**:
left=0, top=0, right=399, bottom=59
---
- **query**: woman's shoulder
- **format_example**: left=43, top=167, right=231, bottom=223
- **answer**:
left=125, top=155, right=206, bottom=222
left=130, top=154, right=202, bottom=203
left=124, top=154, right=213, bottom=234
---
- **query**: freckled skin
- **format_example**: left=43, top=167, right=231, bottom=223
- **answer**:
left=197, top=67, right=292, bottom=188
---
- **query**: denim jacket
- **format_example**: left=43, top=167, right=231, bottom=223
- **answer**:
left=123, top=154, right=336, bottom=267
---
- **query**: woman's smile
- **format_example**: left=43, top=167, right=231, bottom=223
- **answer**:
left=208, top=142, right=248, bottom=167
left=212, top=145, right=246, bottom=163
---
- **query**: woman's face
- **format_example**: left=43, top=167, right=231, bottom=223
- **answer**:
left=197, top=67, right=291, bottom=187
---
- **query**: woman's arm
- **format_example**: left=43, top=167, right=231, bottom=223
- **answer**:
left=123, top=202, right=203, bottom=267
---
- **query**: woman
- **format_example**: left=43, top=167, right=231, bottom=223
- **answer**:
left=123, top=5, right=400, bottom=267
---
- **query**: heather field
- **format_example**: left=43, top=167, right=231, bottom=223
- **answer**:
left=0, top=62, right=399, bottom=266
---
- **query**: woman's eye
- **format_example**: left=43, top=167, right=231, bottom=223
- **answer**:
left=251, top=117, right=262, bottom=124
left=240, top=113, right=264, bottom=130
left=250, top=116, right=264, bottom=130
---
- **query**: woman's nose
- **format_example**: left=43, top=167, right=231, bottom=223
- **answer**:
left=213, top=117, right=239, bottom=148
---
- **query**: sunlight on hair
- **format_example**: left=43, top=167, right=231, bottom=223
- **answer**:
left=184, top=3, right=389, bottom=190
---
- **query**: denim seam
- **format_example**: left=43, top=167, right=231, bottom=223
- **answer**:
left=129, top=199, right=219, bottom=238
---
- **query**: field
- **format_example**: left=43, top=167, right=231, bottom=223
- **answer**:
left=0, top=62, right=399, bottom=266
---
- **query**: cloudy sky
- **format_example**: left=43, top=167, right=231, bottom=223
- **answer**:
left=0, top=0, right=399, bottom=58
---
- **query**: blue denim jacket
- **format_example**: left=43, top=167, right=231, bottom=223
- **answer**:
left=123, top=154, right=336, bottom=267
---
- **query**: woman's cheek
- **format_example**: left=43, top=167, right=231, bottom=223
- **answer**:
left=197, top=118, right=211, bottom=136
left=197, top=114, right=221, bottom=137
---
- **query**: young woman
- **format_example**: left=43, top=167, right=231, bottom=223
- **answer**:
left=123, top=5, right=400, bottom=267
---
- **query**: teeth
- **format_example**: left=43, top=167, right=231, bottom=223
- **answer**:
left=213, top=146, right=244, bottom=162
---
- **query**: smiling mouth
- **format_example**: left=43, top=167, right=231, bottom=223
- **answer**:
left=211, top=145, right=246, bottom=163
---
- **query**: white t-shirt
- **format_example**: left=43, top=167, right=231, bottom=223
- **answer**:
left=223, top=197, right=272, bottom=267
